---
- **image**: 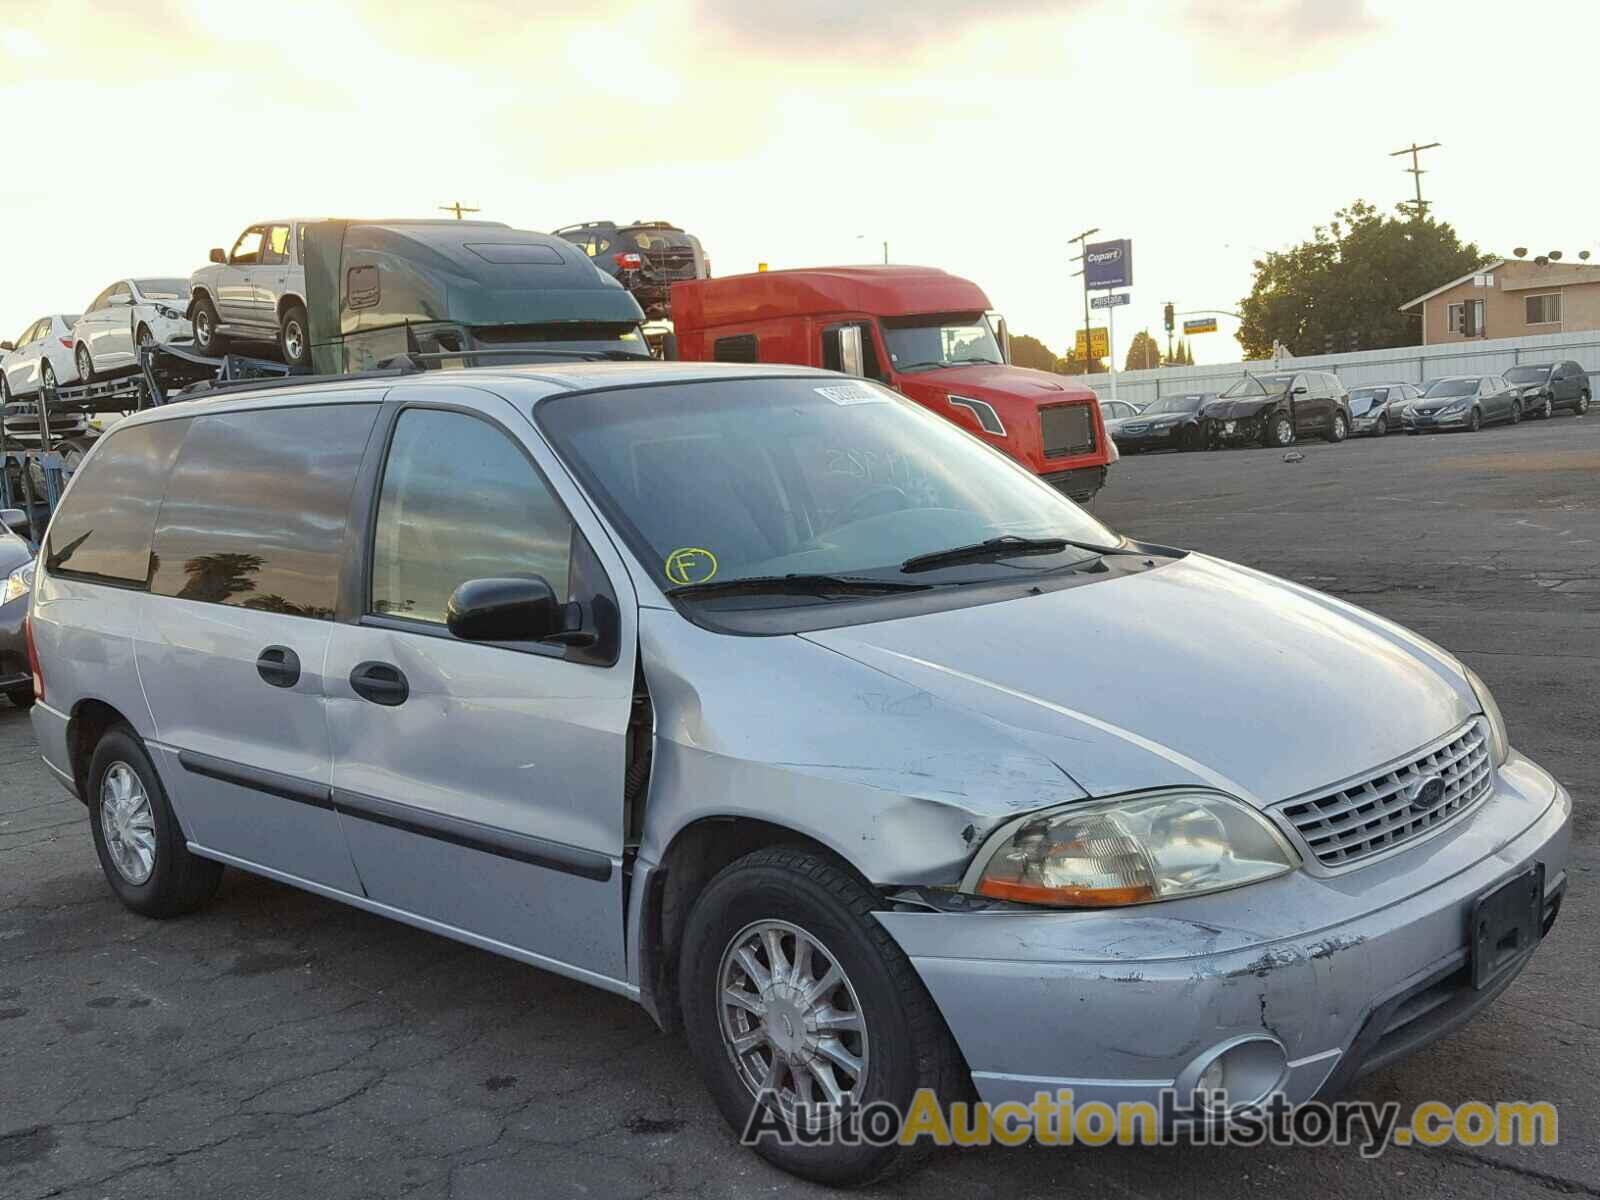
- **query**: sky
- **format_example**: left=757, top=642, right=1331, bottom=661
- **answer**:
left=3, top=0, right=1599, bottom=367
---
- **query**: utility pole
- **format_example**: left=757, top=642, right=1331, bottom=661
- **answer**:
left=1068, top=226, right=1100, bottom=375
left=1389, top=142, right=1440, bottom=219
left=439, top=201, right=480, bottom=220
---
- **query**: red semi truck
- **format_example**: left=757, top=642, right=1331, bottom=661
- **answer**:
left=671, top=266, right=1112, bottom=500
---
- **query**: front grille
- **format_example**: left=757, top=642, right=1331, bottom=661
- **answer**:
left=1278, top=721, right=1492, bottom=868
left=1040, top=403, right=1095, bottom=458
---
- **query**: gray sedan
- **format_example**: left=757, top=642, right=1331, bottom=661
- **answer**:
left=1404, top=374, right=1522, bottom=433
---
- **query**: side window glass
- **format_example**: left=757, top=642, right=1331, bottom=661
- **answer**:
left=230, top=229, right=264, bottom=265
left=45, top=419, right=191, bottom=585
left=151, top=405, right=379, bottom=618
left=714, top=334, right=759, bottom=363
left=371, top=409, right=573, bottom=626
left=261, top=225, right=291, bottom=265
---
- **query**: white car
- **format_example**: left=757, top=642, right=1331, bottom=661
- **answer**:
left=187, top=220, right=312, bottom=369
left=70, top=278, right=193, bottom=383
left=0, top=314, right=81, bottom=401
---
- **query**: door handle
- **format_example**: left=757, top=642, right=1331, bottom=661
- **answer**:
left=256, top=645, right=301, bottom=688
left=350, top=661, right=409, bottom=707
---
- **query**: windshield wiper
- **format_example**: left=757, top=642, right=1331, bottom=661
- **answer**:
left=664, top=573, right=932, bottom=600
left=893, top=360, right=953, bottom=372
left=900, top=535, right=1116, bottom=574
left=949, top=357, right=1002, bottom=365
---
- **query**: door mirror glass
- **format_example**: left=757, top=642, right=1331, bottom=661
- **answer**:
left=446, top=576, right=561, bottom=642
left=1, top=507, right=30, bottom=537
left=209, top=248, right=226, bottom=264
left=0, top=341, right=13, bottom=352
left=1291, top=384, right=1308, bottom=395
left=836, top=325, right=865, bottom=377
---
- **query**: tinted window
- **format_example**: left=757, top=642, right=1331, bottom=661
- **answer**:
left=150, top=404, right=379, bottom=619
left=261, top=225, right=291, bottom=266
left=230, top=228, right=263, bottom=265
left=371, top=408, right=573, bottom=625
left=45, top=419, right=190, bottom=586
left=713, top=334, right=759, bottom=363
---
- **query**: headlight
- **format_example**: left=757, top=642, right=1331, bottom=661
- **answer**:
left=3, top=560, right=35, bottom=606
left=966, top=791, right=1298, bottom=907
left=1464, top=666, right=1509, bottom=765
left=154, top=305, right=183, bottom=321
left=1438, top=400, right=1467, bottom=413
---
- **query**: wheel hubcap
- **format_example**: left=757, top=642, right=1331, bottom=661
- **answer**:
left=78, top=349, right=90, bottom=376
left=196, top=312, right=210, bottom=343
left=100, top=762, right=156, bottom=885
left=718, top=919, right=869, bottom=1125
left=285, top=321, right=303, bottom=360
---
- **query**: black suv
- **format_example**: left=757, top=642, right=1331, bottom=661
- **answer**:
left=1503, top=360, right=1591, bottom=419
left=551, top=220, right=709, bottom=319
left=1205, top=370, right=1352, bottom=448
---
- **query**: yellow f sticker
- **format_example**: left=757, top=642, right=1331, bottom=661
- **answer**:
left=665, top=547, right=719, bottom=586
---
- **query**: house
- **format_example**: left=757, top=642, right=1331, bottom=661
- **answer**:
left=1400, top=258, right=1600, bottom=345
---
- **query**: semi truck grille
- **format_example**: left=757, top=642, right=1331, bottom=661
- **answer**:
left=1277, top=720, right=1493, bottom=868
left=1040, top=403, right=1095, bottom=459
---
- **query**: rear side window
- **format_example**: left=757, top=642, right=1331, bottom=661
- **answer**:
left=713, top=334, right=759, bottom=363
left=149, top=404, right=379, bottom=619
left=45, top=419, right=190, bottom=586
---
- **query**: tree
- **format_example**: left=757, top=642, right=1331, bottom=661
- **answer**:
left=1009, top=332, right=1062, bottom=372
left=1237, top=200, right=1488, bottom=359
left=1059, top=346, right=1105, bottom=375
left=1125, top=330, right=1161, bottom=371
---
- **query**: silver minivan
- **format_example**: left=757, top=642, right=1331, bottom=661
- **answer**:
left=27, top=363, right=1571, bottom=1184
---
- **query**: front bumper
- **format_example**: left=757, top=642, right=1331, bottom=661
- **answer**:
left=876, top=751, right=1571, bottom=1109
left=1406, top=409, right=1469, bottom=431
left=1114, top=426, right=1184, bottom=452
left=1040, top=464, right=1108, bottom=501
left=0, top=594, right=29, bottom=692
left=1206, top=415, right=1265, bottom=445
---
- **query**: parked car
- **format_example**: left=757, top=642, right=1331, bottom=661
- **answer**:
left=0, top=507, right=34, bottom=709
left=187, top=220, right=315, bottom=369
left=70, top=278, right=193, bottom=382
left=30, top=361, right=1569, bottom=1185
left=1205, top=370, right=1351, bottom=447
left=1503, top=361, right=1591, bottom=419
left=1348, top=382, right=1422, bottom=436
left=0, top=314, right=81, bottom=401
left=1105, top=391, right=1213, bottom=452
left=673, top=267, right=1114, bottom=501
left=1405, top=375, right=1521, bottom=433
left=1098, top=399, right=1141, bottom=422
left=552, top=220, right=709, bottom=319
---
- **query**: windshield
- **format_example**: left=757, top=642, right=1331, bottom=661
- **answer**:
left=536, top=377, right=1117, bottom=600
left=1141, top=394, right=1205, bottom=415
left=1424, top=378, right=1478, bottom=398
left=1504, top=366, right=1551, bottom=384
left=881, top=314, right=1004, bottom=372
left=1220, top=373, right=1293, bottom=398
left=133, top=278, right=188, bottom=300
left=1350, top=387, right=1386, bottom=403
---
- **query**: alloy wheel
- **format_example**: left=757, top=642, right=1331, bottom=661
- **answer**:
left=1543, top=397, right=1553, bottom=419
left=194, top=309, right=211, bottom=347
left=76, top=345, right=92, bottom=380
left=283, top=319, right=305, bottom=363
left=717, top=919, right=869, bottom=1126
left=100, top=762, right=157, bottom=885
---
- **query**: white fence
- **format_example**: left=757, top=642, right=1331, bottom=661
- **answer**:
left=1073, top=328, right=1600, bottom=408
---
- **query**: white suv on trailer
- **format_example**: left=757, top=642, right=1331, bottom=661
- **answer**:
left=186, top=221, right=314, bottom=369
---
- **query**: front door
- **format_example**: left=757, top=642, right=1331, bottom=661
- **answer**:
left=136, top=400, right=383, bottom=892
left=324, top=395, right=638, bottom=988
left=250, top=225, right=293, bottom=329
left=217, top=228, right=264, bottom=323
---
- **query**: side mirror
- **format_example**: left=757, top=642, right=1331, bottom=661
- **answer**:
left=1291, top=384, right=1308, bottom=395
left=837, top=325, right=865, bottom=377
left=0, top=341, right=13, bottom=352
left=1, top=508, right=29, bottom=537
left=446, top=576, right=561, bottom=642
left=209, top=248, right=226, bottom=264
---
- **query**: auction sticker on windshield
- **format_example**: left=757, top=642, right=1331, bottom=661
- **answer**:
left=665, top=547, right=719, bottom=586
left=815, top=383, right=887, bottom=406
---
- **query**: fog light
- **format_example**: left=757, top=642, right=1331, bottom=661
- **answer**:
left=1183, top=1036, right=1289, bottom=1110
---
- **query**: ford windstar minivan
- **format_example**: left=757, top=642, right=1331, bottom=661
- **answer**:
left=27, top=362, right=1570, bottom=1185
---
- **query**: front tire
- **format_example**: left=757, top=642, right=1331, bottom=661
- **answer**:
left=278, top=304, right=310, bottom=370
left=1540, top=395, right=1554, bottom=419
left=1510, top=400, right=1522, bottom=425
left=1467, top=407, right=1482, bottom=432
left=1326, top=411, right=1348, bottom=443
left=39, top=359, right=57, bottom=396
left=1376, top=414, right=1388, bottom=436
left=681, top=847, right=966, bottom=1187
left=1264, top=411, right=1295, bottom=448
left=87, top=727, right=222, bottom=917
left=190, top=294, right=228, bottom=357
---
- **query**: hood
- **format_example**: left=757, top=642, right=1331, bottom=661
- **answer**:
left=1203, top=395, right=1280, bottom=419
left=802, top=553, right=1475, bottom=811
left=897, top=363, right=1095, bottom=413
left=1349, top=395, right=1384, bottom=417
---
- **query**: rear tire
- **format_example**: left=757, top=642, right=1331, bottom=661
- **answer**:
left=680, top=847, right=967, bottom=1187
left=4, top=686, right=33, bottom=710
left=190, top=294, right=228, bottom=357
left=278, top=304, right=310, bottom=370
left=1575, top=391, right=1591, bottom=416
left=87, top=727, right=222, bottom=918
left=1326, top=411, right=1348, bottom=443
left=75, top=342, right=96, bottom=384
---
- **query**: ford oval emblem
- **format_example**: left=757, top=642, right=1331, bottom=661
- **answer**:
left=1407, top=775, right=1447, bottom=812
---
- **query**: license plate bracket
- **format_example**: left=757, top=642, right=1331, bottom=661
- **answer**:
left=1471, top=863, right=1544, bottom=990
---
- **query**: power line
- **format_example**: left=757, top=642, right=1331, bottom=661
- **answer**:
left=1389, top=142, right=1441, bottom=219
left=439, top=201, right=481, bottom=220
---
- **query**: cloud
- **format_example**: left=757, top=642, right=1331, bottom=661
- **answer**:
left=694, top=0, right=1094, bottom=50
left=1184, top=0, right=1382, bottom=54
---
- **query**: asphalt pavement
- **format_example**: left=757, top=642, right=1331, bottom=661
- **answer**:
left=1, top=412, right=1595, bottom=1199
